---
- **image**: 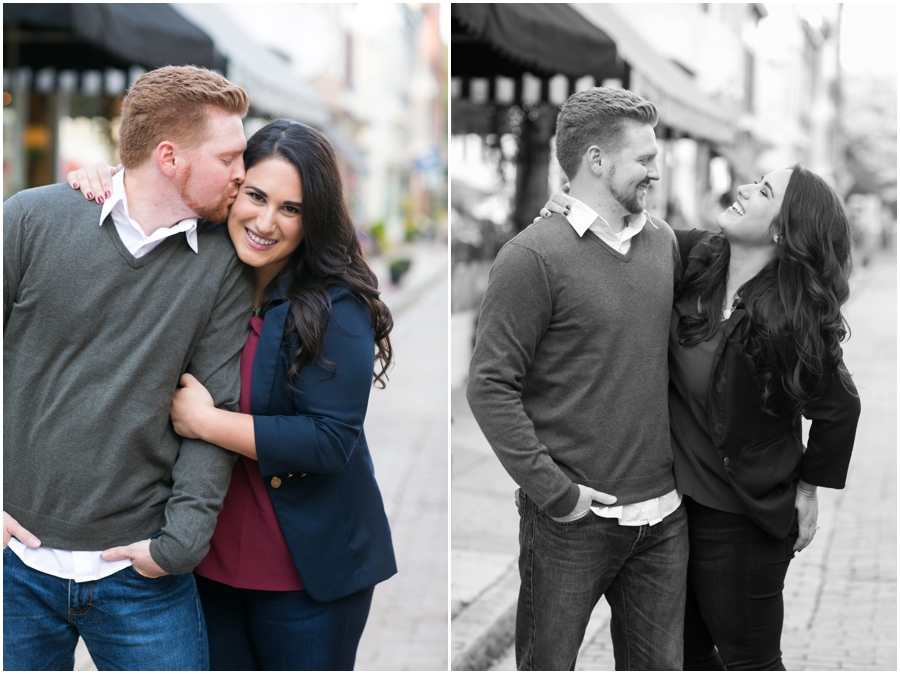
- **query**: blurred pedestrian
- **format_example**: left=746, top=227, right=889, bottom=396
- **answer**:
left=468, top=87, right=686, bottom=671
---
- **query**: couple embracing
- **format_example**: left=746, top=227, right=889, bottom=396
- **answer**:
left=467, top=86, right=860, bottom=671
left=4, top=65, right=395, bottom=671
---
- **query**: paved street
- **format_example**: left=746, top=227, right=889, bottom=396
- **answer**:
left=452, top=249, right=897, bottom=671
left=357, top=270, right=449, bottom=671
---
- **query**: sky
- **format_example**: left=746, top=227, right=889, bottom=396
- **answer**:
left=218, top=3, right=447, bottom=82
left=839, top=2, right=897, bottom=76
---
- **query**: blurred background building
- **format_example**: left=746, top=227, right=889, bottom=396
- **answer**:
left=450, top=2, right=897, bottom=387
left=3, top=2, right=448, bottom=285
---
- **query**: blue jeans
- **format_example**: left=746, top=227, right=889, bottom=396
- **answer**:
left=3, top=546, right=208, bottom=671
left=683, top=497, right=798, bottom=671
left=515, top=489, right=688, bottom=671
left=195, top=574, right=374, bottom=671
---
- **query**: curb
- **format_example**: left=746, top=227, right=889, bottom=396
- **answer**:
left=377, top=244, right=448, bottom=316
left=450, top=561, right=520, bottom=671
left=386, top=264, right=448, bottom=315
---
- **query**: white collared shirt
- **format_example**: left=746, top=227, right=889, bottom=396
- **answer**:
left=100, top=169, right=199, bottom=258
left=7, top=169, right=200, bottom=582
left=565, top=196, right=657, bottom=254
left=564, top=197, right=680, bottom=525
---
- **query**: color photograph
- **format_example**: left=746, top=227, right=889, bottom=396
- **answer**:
left=3, top=3, right=448, bottom=671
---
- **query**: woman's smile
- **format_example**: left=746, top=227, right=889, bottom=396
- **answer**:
left=727, top=199, right=746, bottom=217
left=244, top=228, right=277, bottom=249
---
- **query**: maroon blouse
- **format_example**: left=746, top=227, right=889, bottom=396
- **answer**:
left=194, top=315, right=304, bottom=591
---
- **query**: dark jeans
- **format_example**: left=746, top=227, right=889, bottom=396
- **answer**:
left=195, top=574, right=374, bottom=671
left=683, top=496, right=799, bottom=671
left=515, top=489, right=688, bottom=671
left=3, top=546, right=208, bottom=671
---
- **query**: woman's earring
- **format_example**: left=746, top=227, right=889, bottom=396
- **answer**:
left=773, top=234, right=779, bottom=242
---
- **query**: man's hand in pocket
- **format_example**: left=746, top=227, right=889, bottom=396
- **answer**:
left=551, top=484, right=616, bottom=522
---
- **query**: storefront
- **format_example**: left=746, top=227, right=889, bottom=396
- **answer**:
left=3, top=3, right=224, bottom=198
left=3, top=3, right=337, bottom=200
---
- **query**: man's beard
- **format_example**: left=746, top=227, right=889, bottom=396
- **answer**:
left=176, top=164, right=233, bottom=224
left=607, top=165, right=646, bottom=215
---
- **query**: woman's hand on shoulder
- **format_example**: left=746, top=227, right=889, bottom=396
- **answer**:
left=66, top=163, right=121, bottom=205
left=532, top=184, right=574, bottom=224
left=170, top=373, right=216, bottom=440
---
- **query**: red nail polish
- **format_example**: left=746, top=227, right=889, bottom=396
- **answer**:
left=98, top=196, right=105, bottom=204
left=87, top=192, right=93, bottom=200
left=73, top=182, right=79, bottom=189
left=105, top=190, right=111, bottom=199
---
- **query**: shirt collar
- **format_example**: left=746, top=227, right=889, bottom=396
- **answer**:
left=100, top=169, right=199, bottom=254
left=564, top=196, right=657, bottom=237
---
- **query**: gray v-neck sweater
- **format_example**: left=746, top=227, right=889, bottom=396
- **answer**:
left=4, top=183, right=254, bottom=574
left=467, top=214, right=678, bottom=518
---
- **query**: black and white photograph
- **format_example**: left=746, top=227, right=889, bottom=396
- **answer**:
left=450, top=3, right=896, bottom=671
left=4, top=1, right=898, bottom=672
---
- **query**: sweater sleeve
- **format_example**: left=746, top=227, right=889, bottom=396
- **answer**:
left=149, top=259, right=254, bottom=575
left=466, top=242, right=580, bottom=518
left=3, top=195, right=25, bottom=329
left=253, top=290, right=374, bottom=476
left=799, top=360, right=861, bottom=488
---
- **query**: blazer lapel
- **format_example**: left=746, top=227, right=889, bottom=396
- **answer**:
left=250, top=300, right=291, bottom=415
left=706, top=307, right=747, bottom=446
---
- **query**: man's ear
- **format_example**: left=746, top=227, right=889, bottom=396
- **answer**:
left=156, top=141, right=179, bottom=178
left=586, top=145, right=604, bottom=176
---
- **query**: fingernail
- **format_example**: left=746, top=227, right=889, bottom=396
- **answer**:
left=105, top=190, right=111, bottom=198
left=73, top=182, right=79, bottom=189
left=98, top=196, right=104, bottom=204
left=87, top=192, right=93, bottom=200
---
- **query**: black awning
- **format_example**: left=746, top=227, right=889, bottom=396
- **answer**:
left=4, top=3, right=226, bottom=72
left=452, top=3, right=618, bottom=81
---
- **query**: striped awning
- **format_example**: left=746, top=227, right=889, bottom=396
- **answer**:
left=452, top=3, right=617, bottom=81
left=451, top=3, right=735, bottom=147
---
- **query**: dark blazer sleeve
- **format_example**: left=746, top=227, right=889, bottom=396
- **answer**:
left=253, top=289, right=375, bottom=476
left=799, top=361, right=861, bottom=488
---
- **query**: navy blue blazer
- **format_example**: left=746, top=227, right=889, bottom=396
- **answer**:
left=250, top=284, right=396, bottom=602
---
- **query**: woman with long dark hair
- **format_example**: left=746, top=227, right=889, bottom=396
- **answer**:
left=540, top=165, right=860, bottom=669
left=70, top=119, right=396, bottom=670
left=671, top=166, right=859, bottom=670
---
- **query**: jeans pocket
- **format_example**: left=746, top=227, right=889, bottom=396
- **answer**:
left=127, top=565, right=171, bottom=582
left=548, top=508, right=592, bottom=525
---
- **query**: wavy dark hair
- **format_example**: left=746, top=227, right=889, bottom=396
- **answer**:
left=248, top=119, right=393, bottom=388
left=678, top=165, right=854, bottom=414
